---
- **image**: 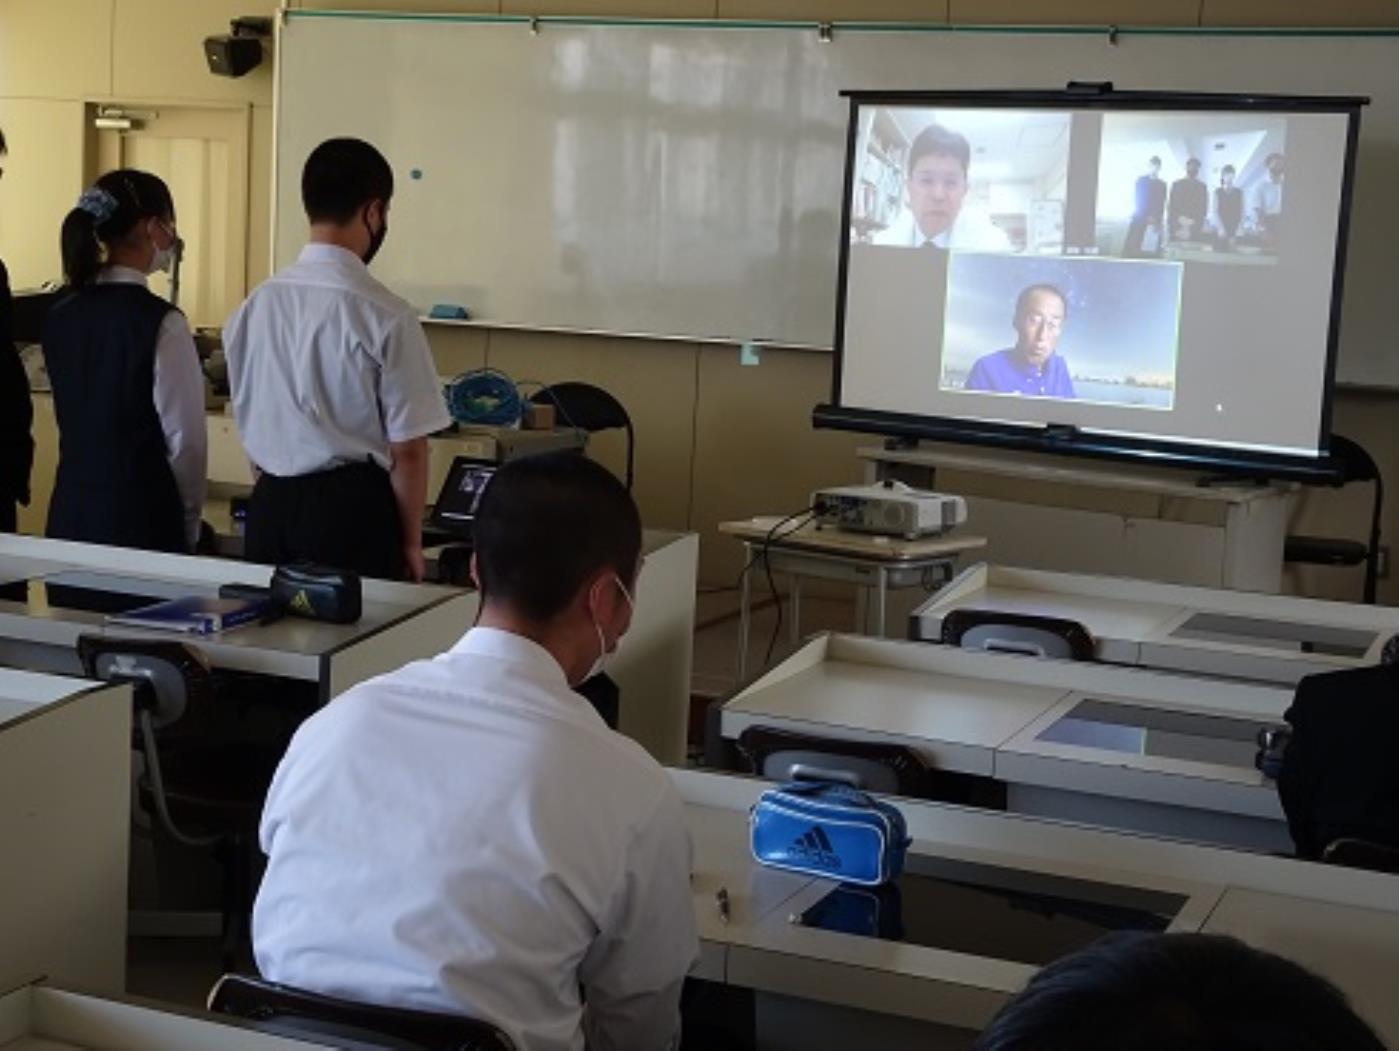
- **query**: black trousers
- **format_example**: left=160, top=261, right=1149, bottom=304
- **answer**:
left=0, top=498, right=15, bottom=533
left=246, top=462, right=403, bottom=580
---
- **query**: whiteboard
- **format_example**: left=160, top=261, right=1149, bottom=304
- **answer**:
left=274, top=14, right=1399, bottom=386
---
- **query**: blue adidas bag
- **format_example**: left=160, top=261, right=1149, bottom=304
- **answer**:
left=749, top=781, right=911, bottom=886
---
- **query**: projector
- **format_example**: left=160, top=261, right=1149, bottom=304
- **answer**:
left=812, top=482, right=967, bottom=539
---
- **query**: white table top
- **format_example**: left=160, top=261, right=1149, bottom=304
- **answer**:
left=914, top=563, right=1399, bottom=683
left=998, top=693, right=1285, bottom=822
left=722, top=646, right=1063, bottom=777
left=676, top=768, right=1399, bottom=1042
left=0, top=535, right=460, bottom=683
left=0, top=669, right=99, bottom=731
left=720, top=634, right=1294, bottom=820
left=1203, top=888, right=1399, bottom=1043
left=0, top=985, right=335, bottom=1051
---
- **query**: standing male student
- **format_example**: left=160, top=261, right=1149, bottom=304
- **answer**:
left=224, top=138, right=449, bottom=581
left=1124, top=156, right=1167, bottom=258
left=1167, top=158, right=1208, bottom=243
left=254, top=454, right=698, bottom=1051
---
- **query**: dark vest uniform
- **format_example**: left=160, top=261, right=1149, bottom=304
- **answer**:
left=42, top=283, right=186, bottom=553
left=0, top=259, right=34, bottom=533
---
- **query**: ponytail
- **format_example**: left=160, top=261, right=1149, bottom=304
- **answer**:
left=61, top=169, right=176, bottom=288
left=60, top=208, right=104, bottom=288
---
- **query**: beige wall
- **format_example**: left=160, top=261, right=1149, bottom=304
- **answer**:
left=4, top=0, right=1397, bottom=595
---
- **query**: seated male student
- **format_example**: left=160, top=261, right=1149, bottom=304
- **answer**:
left=253, top=453, right=698, bottom=1051
left=973, top=931, right=1384, bottom=1051
left=963, top=283, right=1076, bottom=399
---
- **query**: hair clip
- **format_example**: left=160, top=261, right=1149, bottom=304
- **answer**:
left=76, top=186, right=119, bottom=225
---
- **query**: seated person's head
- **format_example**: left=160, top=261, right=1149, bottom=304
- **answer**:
left=302, top=137, right=394, bottom=264
left=905, top=123, right=971, bottom=242
left=974, top=932, right=1384, bottom=1051
left=472, top=453, right=642, bottom=686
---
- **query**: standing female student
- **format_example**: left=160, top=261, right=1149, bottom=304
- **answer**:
left=43, top=170, right=205, bottom=553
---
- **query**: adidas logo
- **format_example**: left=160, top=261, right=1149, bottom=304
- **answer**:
left=789, top=825, right=842, bottom=870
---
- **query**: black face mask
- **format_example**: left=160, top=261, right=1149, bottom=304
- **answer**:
left=362, top=207, right=388, bottom=266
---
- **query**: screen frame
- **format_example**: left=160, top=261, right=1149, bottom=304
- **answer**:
left=817, top=87, right=1368, bottom=483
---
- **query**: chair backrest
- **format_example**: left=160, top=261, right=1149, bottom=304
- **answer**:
left=530, top=382, right=634, bottom=489
left=737, top=725, right=931, bottom=798
left=77, top=634, right=213, bottom=729
left=941, top=608, right=1096, bottom=662
left=1277, top=664, right=1399, bottom=860
left=209, top=974, right=516, bottom=1051
left=79, top=635, right=243, bottom=848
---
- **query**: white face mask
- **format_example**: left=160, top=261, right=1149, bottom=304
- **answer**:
left=147, top=221, right=178, bottom=275
left=581, top=573, right=635, bottom=684
left=149, top=244, right=175, bottom=275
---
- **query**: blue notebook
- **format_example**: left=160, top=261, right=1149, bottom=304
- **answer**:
left=106, top=595, right=273, bottom=636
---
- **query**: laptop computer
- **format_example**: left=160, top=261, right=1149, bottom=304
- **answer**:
left=427, top=455, right=499, bottom=543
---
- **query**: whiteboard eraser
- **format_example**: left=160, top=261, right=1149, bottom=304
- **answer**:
left=429, top=303, right=471, bottom=320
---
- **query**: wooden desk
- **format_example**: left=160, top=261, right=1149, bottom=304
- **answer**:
left=861, top=444, right=1297, bottom=592
left=719, top=518, right=984, bottom=681
left=912, top=563, right=1399, bottom=686
left=678, top=768, right=1399, bottom=1048
left=0, top=670, right=130, bottom=994
left=719, top=634, right=1295, bottom=851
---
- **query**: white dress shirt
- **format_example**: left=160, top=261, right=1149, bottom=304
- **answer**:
left=1252, top=177, right=1284, bottom=220
left=872, top=203, right=1014, bottom=251
left=96, top=266, right=207, bottom=549
left=223, top=244, right=450, bottom=477
left=254, top=627, right=699, bottom=1051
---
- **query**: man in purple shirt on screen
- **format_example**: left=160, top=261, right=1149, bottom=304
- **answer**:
left=964, top=283, right=1076, bottom=399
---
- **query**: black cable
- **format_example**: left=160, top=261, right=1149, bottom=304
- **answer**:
left=762, top=508, right=817, bottom=668
left=699, top=505, right=816, bottom=597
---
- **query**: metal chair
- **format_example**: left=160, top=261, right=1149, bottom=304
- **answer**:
left=736, top=725, right=1003, bottom=807
left=208, top=974, right=516, bottom=1051
left=940, top=608, right=1096, bottom=661
left=530, top=382, right=634, bottom=490
left=78, top=635, right=282, bottom=968
left=1285, top=435, right=1384, bottom=604
left=736, top=726, right=926, bottom=796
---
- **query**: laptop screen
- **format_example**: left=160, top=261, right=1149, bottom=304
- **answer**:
left=430, top=456, right=499, bottom=538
